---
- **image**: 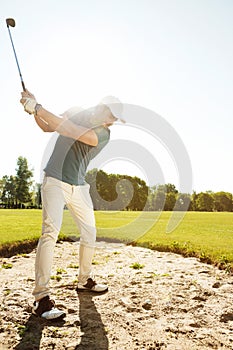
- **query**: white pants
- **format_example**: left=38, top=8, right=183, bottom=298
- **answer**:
left=32, top=176, right=96, bottom=301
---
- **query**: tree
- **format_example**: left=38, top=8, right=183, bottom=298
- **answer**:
left=190, top=191, right=198, bottom=211
left=174, top=193, right=191, bottom=211
left=0, top=178, right=4, bottom=201
left=15, top=156, right=33, bottom=207
left=1, top=175, right=16, bottom=208
left=149, top=184, right=178, bottom=211
left=165, top=183, right=178, bottom=195
left=164, top=192, right=177, bottom=211
left=126, top=176, right=148, bottom=211
left=34, top=183, right=42, bottom=208
left=146, top=186, right=157, bottom=211
left=154, top=190, right=166, bottom=211
left=196, top=192, right=214, bottom=212
left=86, top=169, right=148, bottom=211
left=213, top=192, right=233, bottom=212
left=0, top=177, right=6, bottom=206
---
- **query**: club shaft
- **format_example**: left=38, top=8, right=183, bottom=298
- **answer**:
left=7, top=26, right=26, bottom=91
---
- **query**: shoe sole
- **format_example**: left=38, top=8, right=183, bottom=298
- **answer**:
left=76, top=287, right=108, bottom=294
left=44, top=313, right=66, bottom=321
left=32, top=310, right=66, bottom=320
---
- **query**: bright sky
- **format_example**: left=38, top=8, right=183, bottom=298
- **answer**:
left=1, top=0, right=233, bottom=194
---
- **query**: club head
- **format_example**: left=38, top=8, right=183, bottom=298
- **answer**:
left=6, top=18, right=16, bottom=28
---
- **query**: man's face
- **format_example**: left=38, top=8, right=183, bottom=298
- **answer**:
left=103, top=113, right=117, bottom=127
left=95, top=104, right=117, bottom=127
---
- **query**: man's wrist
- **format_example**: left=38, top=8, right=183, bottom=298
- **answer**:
left=34, top=103, right=43, bottom=116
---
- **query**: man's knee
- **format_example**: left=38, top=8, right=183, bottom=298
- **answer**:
left=79, top=226, right=96, bottom=247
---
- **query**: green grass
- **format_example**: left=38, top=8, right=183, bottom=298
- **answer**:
left=0, top=210, right=42, bottom=243
left=0, top=209, right=233, bottom=271
left=130, top=262, right=145, bottom=270
left=136, top=211, right=233, bottom=268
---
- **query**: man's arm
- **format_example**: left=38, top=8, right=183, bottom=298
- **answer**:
left=34, top=115, right=54, bottom=132
left=20, top=90, right=98, bottom=146
left=36, top=107, right=98, bottom=146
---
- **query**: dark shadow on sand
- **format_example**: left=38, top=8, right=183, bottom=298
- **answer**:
left=13, top=314, right=65, bottom=350
left=75, top=291, right=109, bottom=350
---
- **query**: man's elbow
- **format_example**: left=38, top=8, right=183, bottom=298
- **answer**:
left=90, top=138, right=98, bottom=147
left=88, top=133, right=98, bottom=146
left=80, top=130, right=98, bottom=146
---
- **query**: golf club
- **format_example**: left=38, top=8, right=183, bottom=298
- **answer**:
left=6, top=18, right=26, bottom=91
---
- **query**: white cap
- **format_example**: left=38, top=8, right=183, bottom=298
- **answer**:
left=100, top=95, right=126, bottom=123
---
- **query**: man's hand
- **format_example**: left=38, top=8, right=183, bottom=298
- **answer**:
left=20, top=89, right=37, bottom=115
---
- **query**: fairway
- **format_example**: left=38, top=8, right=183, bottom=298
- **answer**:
left=0, top=210, right=232, bottom=269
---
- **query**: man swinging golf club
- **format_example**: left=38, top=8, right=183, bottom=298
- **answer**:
left=20, top=89, right=125, bottom=320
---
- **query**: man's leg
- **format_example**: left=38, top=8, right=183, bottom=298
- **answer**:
left=32, top=177, right=66, bottom=301
left=68, top=183, right=108, bottom=292
left=78, top=244, right=95, bottom=284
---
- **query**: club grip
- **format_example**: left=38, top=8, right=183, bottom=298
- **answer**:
left=21, top=81, right=26, bottom=92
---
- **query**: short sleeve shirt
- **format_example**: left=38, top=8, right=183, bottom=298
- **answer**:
left=44, top=125, right=110, bottom=185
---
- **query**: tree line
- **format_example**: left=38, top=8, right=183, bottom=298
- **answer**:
left=0, top=157, right=41, bottom=209
left=0, top=156, right=232, bottom=212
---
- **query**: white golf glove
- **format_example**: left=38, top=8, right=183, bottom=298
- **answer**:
left=20, top=89, right=42, bottom=115
left=23, top=97, right=37, bottom=115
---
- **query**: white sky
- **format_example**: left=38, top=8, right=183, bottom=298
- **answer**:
left=1, top=0, right=233, bottom=193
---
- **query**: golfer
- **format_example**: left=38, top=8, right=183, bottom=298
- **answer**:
left=20, top=90, right=124, bottom=320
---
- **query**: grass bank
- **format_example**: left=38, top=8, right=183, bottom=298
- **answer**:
left=0, top=209, right=232, bottom=271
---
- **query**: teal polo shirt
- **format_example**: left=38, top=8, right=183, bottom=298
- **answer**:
left=44, top=125, right=110, bottom=186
